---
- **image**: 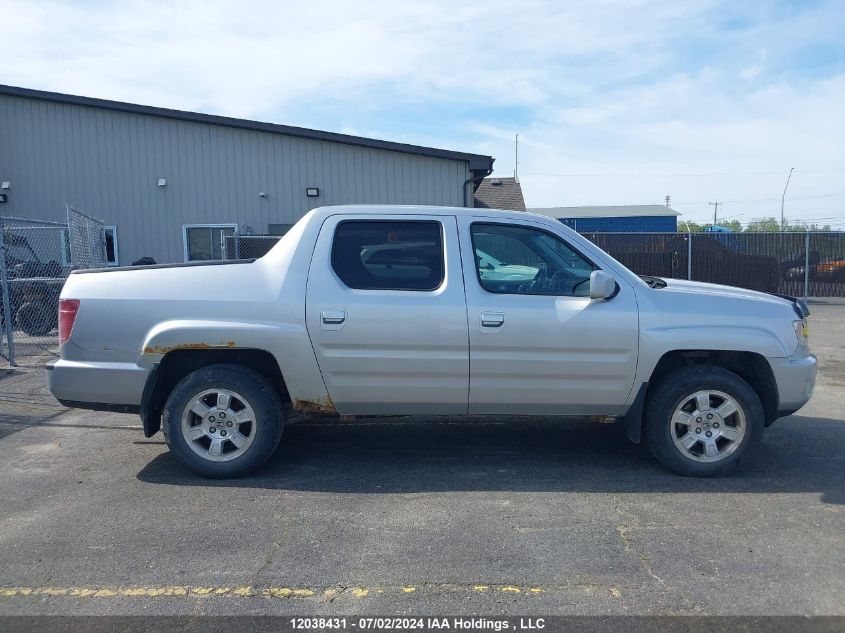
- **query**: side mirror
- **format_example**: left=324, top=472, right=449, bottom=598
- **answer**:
left=589, top=270, right=616, bottom=300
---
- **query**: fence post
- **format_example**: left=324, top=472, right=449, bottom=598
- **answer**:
left=0, top=227, right=16, bottom=366
left=66, top=204, right=74, bottom=266
left=804, top=228, right=810, bottom=302
left=686, top=225, right=693, bottom=280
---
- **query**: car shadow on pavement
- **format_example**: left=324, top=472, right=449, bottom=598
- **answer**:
left=136, top=415, right=845, bottom=504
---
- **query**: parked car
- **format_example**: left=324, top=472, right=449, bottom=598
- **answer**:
left=2, top=231, right=67, bottom=336
left=47, top=206, right=816, bottom=478
left=663, top=234, right=780, bottom=293
left=815, top=258, right=845, bottom=281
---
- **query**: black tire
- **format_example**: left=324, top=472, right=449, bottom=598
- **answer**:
left=644, top=365, right=764, bottom=477
left=16, top=300, right=55, bottom=336
left=162, top=363, right=284, bottom=478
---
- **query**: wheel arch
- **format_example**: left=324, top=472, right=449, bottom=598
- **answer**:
left=624, top=349, right=779, bottom=444
left=140, top=348, right=288, bottom=438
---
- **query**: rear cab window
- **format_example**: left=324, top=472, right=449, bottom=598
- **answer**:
left=331, top=220, right=444, bottom=291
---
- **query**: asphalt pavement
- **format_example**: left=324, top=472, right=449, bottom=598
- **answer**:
left=0, top=303, right=843, bottom=616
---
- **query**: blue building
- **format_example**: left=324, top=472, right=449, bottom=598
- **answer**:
left=528, top=205, right=679, bottom=232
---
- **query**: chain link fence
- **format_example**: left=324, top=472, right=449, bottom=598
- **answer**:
left=66, top=206, right=107, bottom=269
left=223, top=235, right=284, bottom=260
left=581, top=231, right=845, bottom=298
left=0, top=206, right=106, bottom=367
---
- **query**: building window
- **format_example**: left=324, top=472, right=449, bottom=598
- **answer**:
left=331, top=220, right=444, bottom=291
left=182, top=224, right=238, bottom=262
left=470, top=223, right=595, bottom=296
left=103, top=226, right=119, bottom=266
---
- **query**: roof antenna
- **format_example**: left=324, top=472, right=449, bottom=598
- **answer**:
left=514, top=133, right=519, bottom=183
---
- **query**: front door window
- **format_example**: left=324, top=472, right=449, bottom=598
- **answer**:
left=470, top=223, right=595, bottom=296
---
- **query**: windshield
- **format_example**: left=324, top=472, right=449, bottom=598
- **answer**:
left=5, top=244, right=37, bottom=263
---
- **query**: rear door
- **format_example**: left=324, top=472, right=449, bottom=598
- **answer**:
left=305, top=214, right=469, bottom=415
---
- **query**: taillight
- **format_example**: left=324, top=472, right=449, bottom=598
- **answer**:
left=58, top=299, right=80, bottom=345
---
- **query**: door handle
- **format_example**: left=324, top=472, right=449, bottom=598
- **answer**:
left=480, top=312, right=505, bottom=328
left=321, top=309, right=346, bottom=325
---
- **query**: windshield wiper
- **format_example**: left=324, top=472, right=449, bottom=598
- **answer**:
left=639, top=275, right=667, bottom=289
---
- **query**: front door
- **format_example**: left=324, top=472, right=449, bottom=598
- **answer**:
left=305, top=214, right=469, bottom=415
left=458, top=217, right=639, bottom=415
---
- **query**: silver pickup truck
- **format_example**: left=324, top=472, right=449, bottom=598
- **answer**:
left=48, top=205, right=817, bottom=478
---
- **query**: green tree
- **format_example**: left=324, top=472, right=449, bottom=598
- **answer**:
left=717, top=219, right=742, bottom=232
left=744, top=216, right=833, bottom=232
left=678, top=220, right=705, bottom=232
left=744, top=217, right=781, bottom=232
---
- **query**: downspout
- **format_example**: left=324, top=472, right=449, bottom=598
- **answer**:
left=463, top=167, right=494, bottom=208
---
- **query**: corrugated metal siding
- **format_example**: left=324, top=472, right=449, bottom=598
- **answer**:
left=560, top=216, right=678, bottom=233
left=0, top=94, right=471, bottom=263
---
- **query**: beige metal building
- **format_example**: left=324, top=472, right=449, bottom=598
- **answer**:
left=0, top=85, right=494, bottom=264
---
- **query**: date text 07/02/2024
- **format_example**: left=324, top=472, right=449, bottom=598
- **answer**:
left=289, top=617, right=547, bottom=631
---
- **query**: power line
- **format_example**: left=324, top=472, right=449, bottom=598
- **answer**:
left=670, top=191, right=845, bottom=206
left=521, top=167, right=845, bottom=178
left=781, top=216, right=845, bottom=222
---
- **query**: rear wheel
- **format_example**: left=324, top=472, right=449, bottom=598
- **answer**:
left=162, top=363, right=284, bottom=478
left=644, top=365, right=764, bottom=476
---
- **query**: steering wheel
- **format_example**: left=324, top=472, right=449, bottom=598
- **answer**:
left=532, top=263, right=549, bottom=283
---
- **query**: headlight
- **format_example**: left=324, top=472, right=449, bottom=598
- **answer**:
left=793, top=319, right=808, bottom=345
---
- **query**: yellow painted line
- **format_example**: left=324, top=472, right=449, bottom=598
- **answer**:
left=0, top=584, right=607, bottom=599
left=94, top=589, right=117, bottom=597
left=33, top=588, right=68, bottom=596
left=68, top=589, right=96, bottom=597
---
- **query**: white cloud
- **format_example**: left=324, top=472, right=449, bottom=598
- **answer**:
left=740, top=64, right=763, bottom=79
left=2, top=0, right=845, bottom=225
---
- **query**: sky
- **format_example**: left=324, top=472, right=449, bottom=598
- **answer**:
left=2, top=0, right=845, bottom=227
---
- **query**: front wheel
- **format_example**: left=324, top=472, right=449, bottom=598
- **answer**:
left=162, top=363, right=284, bottom=478
left=644, top=365, right=764, bottom=477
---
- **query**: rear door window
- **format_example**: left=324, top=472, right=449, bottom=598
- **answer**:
left=331, top=221, right=444, bottom=291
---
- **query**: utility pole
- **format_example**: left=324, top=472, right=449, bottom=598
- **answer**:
left=709, top=201, right=720, bottom=227
left=780, top=167, right=794, bottom=231
left=514, top=133, right=519, bottom=181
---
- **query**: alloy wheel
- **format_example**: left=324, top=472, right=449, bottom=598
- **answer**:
left=180, top=388, right=257, bottom=462
left=670, top=390, right=746, bottom=463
